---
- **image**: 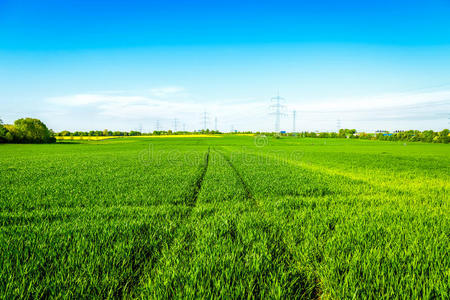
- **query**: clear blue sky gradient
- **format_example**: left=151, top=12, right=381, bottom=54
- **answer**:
left=2, top=0, right=450, bottom=49
left=1, top=0, right=449, bottom=131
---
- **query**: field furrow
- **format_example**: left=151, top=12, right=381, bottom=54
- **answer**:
left=213, top=148, right=254, bottom=201
left=186, top=147, right=211, bottom=207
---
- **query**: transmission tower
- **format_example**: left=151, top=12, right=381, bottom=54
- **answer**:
left=336, top=118, right=341, bottom=133
left=270, top=92, right=286, bottom=133
left=292, top=110, right=296, bottom=132
left=214, top=117, right=218, bottom=131
left=155, top=120, right=160, bottom=131
left=183, top=123, right=186, bottom=132
left=173, top=118, right=178, bottom=132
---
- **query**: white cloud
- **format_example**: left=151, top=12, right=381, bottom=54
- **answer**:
left=47, top=93, right=148, bottom=106
left=44, top=88, right=450, bottom=132
left=286, top=90, right=449, bottom=131
left=294, top=90, right=450, bottom=113
left=149, top=86, right=186, bottom=98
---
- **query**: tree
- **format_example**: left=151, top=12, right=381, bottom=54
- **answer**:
left=440, top=129, right=449, bottom=144
left=5, top=132, right=13, bottom=142
left=0, top=119, right=8, bottom=142
left=13, top=118, right=55, bottom=143
left=59, top=130, right=71, bottom=136
left=129, top=131, right=141, bottom=136
left=422, top=130, right=434, bottom=143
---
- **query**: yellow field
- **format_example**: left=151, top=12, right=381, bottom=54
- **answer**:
left=56, top=134, right=224, bottom=141
left=133, top=134, right=222, bottom=138
left=56, top=136, right=117, bottom=141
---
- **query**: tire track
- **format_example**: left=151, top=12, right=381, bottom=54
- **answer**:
left=129, top=147, right=210, bottom=297
left=186, top=147, right=210, bottom=207
left=213, top=148, right=253, bottom=202
left=214, top=147, right=321, bottom=299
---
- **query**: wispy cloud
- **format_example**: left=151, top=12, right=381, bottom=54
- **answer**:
left=294, top=90, right=450, bottom=114
left=47, top=93, right=149, bottom=107
left=149, top=86, right=186, bottom=98
left=44, top=87, right=450, bottom=132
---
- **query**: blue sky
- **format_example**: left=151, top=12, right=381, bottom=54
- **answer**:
left=1, top=0, right=449, bottom=132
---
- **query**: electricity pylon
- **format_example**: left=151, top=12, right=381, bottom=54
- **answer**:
left=202, top=111, right=209, bottom=130
left=270, top=92, right=286, bottom=133
left=292, top=110, right=296, bottom=132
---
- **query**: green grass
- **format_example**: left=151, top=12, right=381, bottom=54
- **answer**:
left=0, top=136, right=448, bottom=299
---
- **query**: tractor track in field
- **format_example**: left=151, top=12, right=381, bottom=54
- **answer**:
left=213, top=148, right=253, bottom=201
left=187, top=147, right=210, bottom=207
left=214, top=148, right=322, bottom=298
left=127, top=147, right=210, bottom=297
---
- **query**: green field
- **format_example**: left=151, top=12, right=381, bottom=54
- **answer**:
left=0, top=136, right=448, bottom=299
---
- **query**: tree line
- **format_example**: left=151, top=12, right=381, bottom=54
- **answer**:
left=56, top=129, right=222, bottom=137
left=281, top=129, right=449, bottom=143
left=1, top=117, right=448, bottom=144
left=57, top=129, right=143, bottom=137
left=0, top=118, right=56, bottom=144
